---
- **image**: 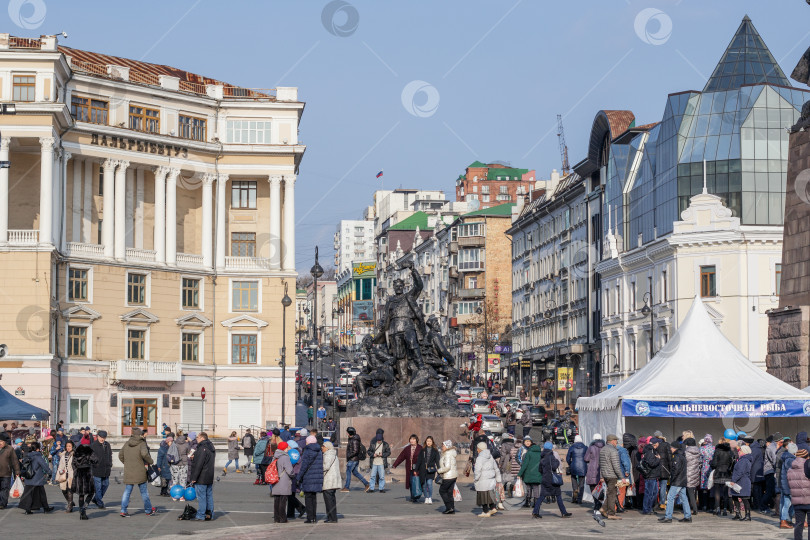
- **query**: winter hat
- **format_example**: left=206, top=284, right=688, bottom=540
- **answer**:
left=523, top=435, right=532, bottom=441
left=772, top=432, right=783, bottom=441
left=684, top=437, right=697, bottom=446
left=543, top=441, right=553, bottom=450
left=703, top=434, right=713, bottom=445
left=131, top=427, right=143, bottom=437
left=287, top=440, right=299, bottom=449
left=299, top=428, right=309, bottom=437
left=272, top=428, right=281, bottom=436
left=323, top=441, right=334, bottom=450
left=443, top=440, right=453, bottom=449
left=477, top=442, right=487, bottom=451
left=650, top=437, right=661, bottom=445
left=97, top=430, right=108, bottom=438
left=653, top=430, right=663, bottom=438
left=278, top=441, right=288, bottom=451
left=606, top=434, right=618, bottom=442
left=0, top=433, right=9, bottom=444
left=13, top=438, right=22, bottom=444
left=306, top=435, right=318, bottom=445
left=593, top=433, right=602, bottom=440
left=787, top=443, right=798, bottom=454
left=346, top=427, right=356, bottom=436
left=574, top=435, right=583, bottom=443
left=188, top=431, right=197, bottom=440
left=739, top=445, right=752, bottom=455
left=671, top=441, right=682, bottom=451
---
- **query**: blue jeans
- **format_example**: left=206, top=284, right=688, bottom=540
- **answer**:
left=423, top=477, right=433, bottom=499
left=781, top=493, right=794, bottom=521
left=224, top=459, right=239, bottom=471
left=659, top=479, right=668, bottom=505
left=344, top=461, right=368, bottom=489
left=121, top=483, right=152, bottom=514
left=51, top=454, right=59, bottom=483
left=370, top=464, right=385, bottom=490
left=665, top=486, right=691, bottom=519
left=93, top=476, right=109, bottom=505
left=195, top=484, right=213, bottom=520
left=643, top=479, right=659, bottom=514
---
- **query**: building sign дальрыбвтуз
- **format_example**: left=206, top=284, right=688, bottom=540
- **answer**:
left=91, top=133, right=189, bottom=158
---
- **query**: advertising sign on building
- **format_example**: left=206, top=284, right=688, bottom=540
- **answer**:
left=352, top=262, right=376, bottom=278
left=557, top=367, right=573, bottom=391
left=487, top=354, right=501, bottom=373
left=353, top=300, right=374, bottom=321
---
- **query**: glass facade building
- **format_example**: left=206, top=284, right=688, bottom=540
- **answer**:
left=605, top=16, right=810, bottom=250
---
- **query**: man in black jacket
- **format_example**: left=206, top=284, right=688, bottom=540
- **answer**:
left=659, top=442, right=692, bottom=523
left=653, top=431, right=671, bottom=510
left=641, top=438, right=663, bottom=515
left=340, top=427, right=369, bottom=493
left=189, top=432, right=216, bottom=521
left=90, top=430, right=113, bottom=508
left=368, top=428, right=391, bottom=493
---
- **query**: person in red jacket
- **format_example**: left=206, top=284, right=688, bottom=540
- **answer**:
left=392, top=434, right=422, bottom=501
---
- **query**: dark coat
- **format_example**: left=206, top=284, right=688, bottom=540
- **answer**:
left=416, top=445, right=441, bottom=484
left=642, top=444, right=662, bottom=479
left=345, top=434, right=362, bottom=462
left=23, top=451, right=49, bottom=486
left=797, top=431, right=810, bottom=455
left=731, top=453, right=753, bottom=497
left=781, top=452, right=797, bottom=496
left=72, top=444, right=96, bottom=496
left=156, top=441, right=173, bottom=480
left=392, top=444, right=422, bottom=489
left=566, top=441, right=588, bottom=477
left=518, top=445, right=543, bottom=485
left=657, top=440, right=672, bottom=479
left=296, top=442, right=324, bottom=493
left=710, top=443, right=734, bottom=483
left=584, top=440, right=604, bottom=485
left=0, top=445, right=19, bottom=478
left=188, top=439, right=215, bottom=486
left=118, top=434, right=153, bottom=485
left=749, top=440, right=765, bottom=482
left=669, top=447, right=688, bottom=487
left=89, top=439, right=112, bottom=478
left=368, top=437, right=391, bottom=469
left=539, top=448, right=561, bottom=490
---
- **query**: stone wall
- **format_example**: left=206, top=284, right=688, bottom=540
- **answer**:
left=765, top=306, right=810, bottom=388
left=780, top=129, right=810, bottom=308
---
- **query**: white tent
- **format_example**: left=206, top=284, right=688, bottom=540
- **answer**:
left=577, top=296, right=810, bottom=441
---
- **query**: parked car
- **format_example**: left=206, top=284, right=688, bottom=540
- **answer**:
left=481, top=415, right=504, bottom=435
left=549, top=417, right=578, bottom=445
left=471, top=399, right=491, bottom=415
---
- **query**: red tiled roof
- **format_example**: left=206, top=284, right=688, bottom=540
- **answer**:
left=634, top=122, right=660, bottom=131
left=602, top=110, right=635, bottom=139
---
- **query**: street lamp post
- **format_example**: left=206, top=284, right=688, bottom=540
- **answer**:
left=476, top=304, right=490, bottom=386
left=310, top=247, right=324, bottom=426
left=280, top=282, right=292, bottom=425
left=544, top=299, right=557, bottom=413
left=641, top=292, right=655, bottom=360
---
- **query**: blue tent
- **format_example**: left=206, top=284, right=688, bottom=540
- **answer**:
left=0, top=386, right=49, bottom=420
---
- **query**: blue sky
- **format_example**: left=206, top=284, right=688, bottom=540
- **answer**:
left=10, top=0, right=810, bottom=271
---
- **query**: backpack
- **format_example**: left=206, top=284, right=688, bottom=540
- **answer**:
left=637, top=455, right=652, bottom=477
left=20, top=456, right=34, bottom=480
left=487, top=439, right=501, bottom=460
left=265, top=459, right=280, bottom=485
left=357, top=442, right=367, bottom=462
left=177, top=504, right=197, bottom=521
left=167, top=443, right=180, bottom=465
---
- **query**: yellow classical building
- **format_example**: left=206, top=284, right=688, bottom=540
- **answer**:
left=0, top=34, right=303, bottom=435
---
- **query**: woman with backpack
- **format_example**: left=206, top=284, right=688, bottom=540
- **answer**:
left=270, top=442, right=293, bottom=523
left=19, top=442, right=53, bottom=514
left=171, top=434, right=189, bottom=495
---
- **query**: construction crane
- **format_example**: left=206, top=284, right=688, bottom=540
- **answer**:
left=557, top=114, right=571, bottom=176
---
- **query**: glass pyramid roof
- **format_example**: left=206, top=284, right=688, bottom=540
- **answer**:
left=703, top=15, right=791, bottom=92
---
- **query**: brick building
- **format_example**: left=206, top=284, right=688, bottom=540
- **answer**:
left=455, top=161, right=536, bottom=210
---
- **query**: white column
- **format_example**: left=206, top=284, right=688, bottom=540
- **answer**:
left=125, top=167, right=135, bottom=248
left=82, top=160, right=92, bottom=243
left=114, top=160, right=129, bottom=260
left=0, top=138, right=9, bottom=244
left=60, top=150, right=71, bottom=251
left=215, top=174, right=228, bottom=270
left=153, top=166, right=168, bottom=264
left=38, top=137, right=55, bottom=245
left=165, top=167, right=179, bottom=265
left=269, top=175, right=282, bottom=270
left=71, top=157, right=82, bottom=242
left=101, top=159, right=116, bottom=256
left=282, top=174, right=296, bottom=271
left=201, top=174, right=214, bottom=268
left=135, top=168, right=144, bottom=249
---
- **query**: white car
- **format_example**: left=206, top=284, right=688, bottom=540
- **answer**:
left=481, top=415, right=504, bottom=435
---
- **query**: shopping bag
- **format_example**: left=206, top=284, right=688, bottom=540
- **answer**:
left=10, top=476, right=23, bottom=499
left=582, top=488, right=594, bottom=504
left=592, top=480, right=606, bottom=500
left=706, top=470, right=715, bottom=491
left=497, top=482, right=506, bottom=502
left=453, top=484, right=462, bottom=502
left=626, top=484, right=635, bottom=498
left=513, top=477, right=525, bottom=498
left=410, top=478, right=423, bottom=499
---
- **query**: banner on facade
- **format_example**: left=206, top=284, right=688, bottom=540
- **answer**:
left=353, top=300, right=374, bottom=321
left=352, top=262, right=376, bottom=278
left=557, top=367, right=573, bottom=391
left=622, top=399, right=810, bottom=418
left=487, top=354, right=500, bottom=373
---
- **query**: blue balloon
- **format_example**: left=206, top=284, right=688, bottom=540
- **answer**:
left=288, top=448, right=301, bottom=464
left=723, top=429, right=737, bottom=440
left=170, top=485, right=184, bottom=499
left=184, top=487, right=197, bottom=501
left=736, top=431, right=747, bottom=439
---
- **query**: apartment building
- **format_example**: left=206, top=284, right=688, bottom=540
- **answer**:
left=333, top=219, right=374, bottom=273
left=455, top=161, right=536, bottom=210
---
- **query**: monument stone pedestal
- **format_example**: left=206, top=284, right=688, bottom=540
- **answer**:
left=766, top=129, right=810, bottom=388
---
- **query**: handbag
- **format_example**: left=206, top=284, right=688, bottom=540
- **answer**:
left=626, top=484, right=635, bottom=497
left=706, top=470, right=715, bottom=490
left=146, top=464, right=160, bottom=483
left=453, top=483, right=462, bottom=502
left=56, top=469, right=67, bottom=483
left=497, top=482, right=506, bottom=502
left=551, top=472, right=564, bottom=487
left=410, top=479, right=423, bottom=499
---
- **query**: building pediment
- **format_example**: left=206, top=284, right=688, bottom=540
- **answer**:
left=62, top=305, right=102, bottom=321
left=120, top=308, right=160, bottom=325
left=221, top=314, right=268, bottom=329
left=175, top=312, right=213, bottom=328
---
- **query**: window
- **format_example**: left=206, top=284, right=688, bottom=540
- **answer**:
left=127, top=273, right=146, bottom=305
left=467, top=194, right=479, bottom=201
left=231, top=181, right=257, bottom=209
left=232, top=334, right=257, bottom=364
left=458, top=223, right=483, bottom=237
left=68, top=268, right=88, bottom=301
left=69, top=397, right=89, bottom=426
left=129, top=105, right=160, bottom=133
left=499, top=185, right=508, bottom=194
left=455, top=301, right=482, bottom=315
left=775, top=263, right=782, bottom=295
left=496, top=194, right=512, bottom=201
left=468, top=276, right=478, bottom=288
left=182, top=278, right=200, bottom=309
left=71, top=96, right=108, bottom=124
left=482, top=195, right=490, bottom=203
left=12, top=75, right=35, bottom=102
left=458, top=248, right=483, bottom=270
left=67, top=326, right=87, bottom=358
left=632, top=338, right=637, bottom=371
left=178, top=115, right=207, bottom=141
left=630, top=282, right=636, bottom=310
left=481, top=185, right=490, bottom=194
left=226, top=120, right=272, bottom=144
left=127, top=329, right=146, bottom=360
left=182, top=332, right=199, bottom=362
left=662, top=270, right=668, bottom=302
left=231, top=232, right=256, bottom=257
left=700, top=265, right=717, bottom=297
left=97, top=219, right=102, bottom=244
left=232, top=281, right=259, bottom=311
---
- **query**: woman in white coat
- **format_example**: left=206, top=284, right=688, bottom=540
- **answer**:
left=437, top=440, right=459, bottom=515
left=474, top=441, right=502, bottom=517
left=321, top=441, right=342, bottom=523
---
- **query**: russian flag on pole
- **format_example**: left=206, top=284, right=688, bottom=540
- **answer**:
left=376, top=170, right=384, bottom=178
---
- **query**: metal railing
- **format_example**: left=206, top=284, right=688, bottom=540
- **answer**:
left=179, top=80, right=206, bottom=94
